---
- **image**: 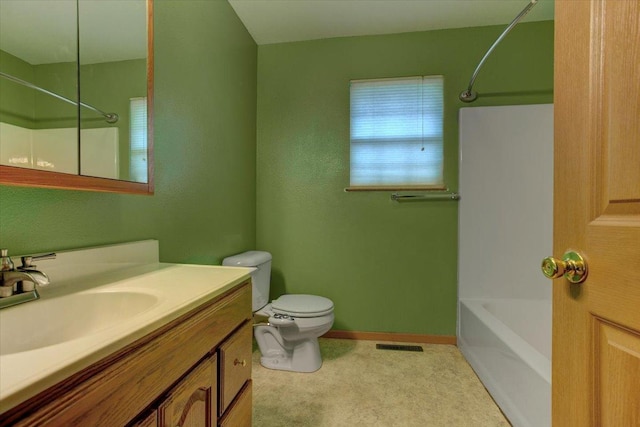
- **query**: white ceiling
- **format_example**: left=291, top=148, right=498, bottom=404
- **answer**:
left=228, top=0, right=555, bottom=45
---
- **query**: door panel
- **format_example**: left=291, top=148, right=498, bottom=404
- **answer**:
left=603, top=1, right=640, bottom=201
left=554, top=0, right=640, bottom=425
left=594, top=319, right=640, bottom=425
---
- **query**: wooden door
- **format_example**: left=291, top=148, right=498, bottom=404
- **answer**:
left=158, top=355, right=217, bottom=427
left=553, top=0, right=640, bottom=425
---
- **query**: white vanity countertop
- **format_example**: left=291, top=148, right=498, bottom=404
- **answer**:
left=0, top=262, right=252, bottom=414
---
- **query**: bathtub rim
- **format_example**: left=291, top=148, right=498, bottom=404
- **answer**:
left=458, top=298, right=551, bottom=384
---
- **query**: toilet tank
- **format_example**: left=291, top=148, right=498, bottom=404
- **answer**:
left=222, top=251, right=272, bottom=312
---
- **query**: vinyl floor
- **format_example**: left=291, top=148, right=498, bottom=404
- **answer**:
left=252, top=338, right=510, bottom=427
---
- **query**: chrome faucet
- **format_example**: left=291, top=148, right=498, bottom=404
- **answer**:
left=1, top=270, right=50, bottom=288
left=0, top=249, right=55, bottom=309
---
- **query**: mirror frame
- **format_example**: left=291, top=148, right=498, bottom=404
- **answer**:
left=0, top=0, right=154, bottom=195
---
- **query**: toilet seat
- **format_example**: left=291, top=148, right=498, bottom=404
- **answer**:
left=271, top=294, right=334, bottom=318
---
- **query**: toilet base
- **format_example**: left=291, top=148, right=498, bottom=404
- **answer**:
left=254, top=325, right=323, bottom=373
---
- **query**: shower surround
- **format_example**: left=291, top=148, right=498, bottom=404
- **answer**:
left=457, top=104, right=553, bottom=427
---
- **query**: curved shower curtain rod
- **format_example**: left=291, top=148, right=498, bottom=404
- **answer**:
left=0, top=71, right=119, bottom=123
left=459, top=0, right=538, bottom=103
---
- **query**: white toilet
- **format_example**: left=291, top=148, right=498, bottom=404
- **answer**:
left=222, top=251, right=334, bottom=373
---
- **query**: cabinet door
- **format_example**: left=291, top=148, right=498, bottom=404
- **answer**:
left=158, top=355, right=217, bottom=427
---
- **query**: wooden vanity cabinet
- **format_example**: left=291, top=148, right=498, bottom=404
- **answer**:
left=140, top=323, right=253, bottom=427
left=2, top=281, right=253, bottom=427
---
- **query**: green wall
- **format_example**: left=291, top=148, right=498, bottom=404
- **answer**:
left=0, top=0, right=257, bottom=265
left=0, top=51, right=77, bottom=129
left=1, top=4, right=553, bottom=338
left=0, top=50, right=37, bottom=128
left=34, top=61, right=78, bottom=129
left=1, top=51, right=86, bottom=131
left=256, top=21, right=554, bottom=336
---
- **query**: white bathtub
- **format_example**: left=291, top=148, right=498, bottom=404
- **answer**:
left=458, top=298, right=551, bottom=427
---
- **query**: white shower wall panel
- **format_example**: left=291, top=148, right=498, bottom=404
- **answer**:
left=0, top=122, right=118, bottom=178
left=458, top=104, right=553, bottom=301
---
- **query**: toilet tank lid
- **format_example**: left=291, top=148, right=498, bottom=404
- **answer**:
left=222, top=250, right=272, bottom=267
left=272, top=294, right=334, bottom=317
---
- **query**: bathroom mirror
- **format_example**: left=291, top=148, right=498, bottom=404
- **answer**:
left=0, top=0, right=154, bottom=194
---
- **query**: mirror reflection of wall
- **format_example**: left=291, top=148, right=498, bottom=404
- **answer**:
left=79, top=0, right=148, bottom=182
left=0, top=0, right=79, bottom=174
left=0, top=0, right=149, bottom=183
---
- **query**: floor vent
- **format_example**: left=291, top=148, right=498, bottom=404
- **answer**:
left=376, top=344, right=423, bottom=352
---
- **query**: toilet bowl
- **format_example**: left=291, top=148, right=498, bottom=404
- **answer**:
left=222, top=251, right=334, bottom=373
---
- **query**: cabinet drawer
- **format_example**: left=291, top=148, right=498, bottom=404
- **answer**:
left=219, top=382, right=252, bottom=427
left=219, top=322, right=252, bottom=415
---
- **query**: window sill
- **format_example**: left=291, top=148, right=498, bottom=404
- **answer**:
left=344, top=185, right=447, bottom=192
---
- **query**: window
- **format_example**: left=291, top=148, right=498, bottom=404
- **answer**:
left=349, top=76, right=444, bottom=189
left=129, top=97, right=147, bottom=182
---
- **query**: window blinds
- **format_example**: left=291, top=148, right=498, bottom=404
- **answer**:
left=349, top=76, right=444, bottom=187
left=129, top=97, right=147, bottom=183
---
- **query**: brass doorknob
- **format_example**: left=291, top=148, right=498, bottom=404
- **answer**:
left=541, top=251, right=588, bottom=284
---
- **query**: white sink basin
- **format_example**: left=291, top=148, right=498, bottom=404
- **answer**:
left=0, top=290, right=159, bottom=356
